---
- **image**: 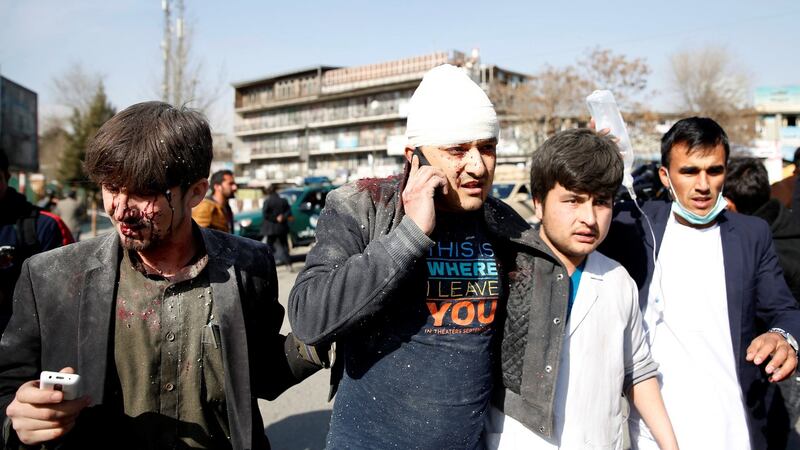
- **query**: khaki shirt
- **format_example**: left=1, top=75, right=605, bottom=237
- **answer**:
left=192, top=198, right=233, bottom=233
left=114, top=248, right=229, bottom=449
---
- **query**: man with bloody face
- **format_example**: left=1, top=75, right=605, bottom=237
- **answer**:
left=0, top=101, right=319, bottom=449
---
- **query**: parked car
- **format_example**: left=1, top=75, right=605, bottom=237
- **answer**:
left=233, top=184, right=337, bottom=247
left=491, top=182, right=535, bottom=223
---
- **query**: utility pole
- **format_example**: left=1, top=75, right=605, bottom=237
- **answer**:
left=161, top=0, right=171, bottom=102
left=173, top=0, right=185, bottom=106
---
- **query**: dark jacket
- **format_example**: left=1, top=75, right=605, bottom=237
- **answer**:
left=0, top=187, right=72, bottom=332
left=753, top=199, right=800, bottom=302
left=599, top=200, right=800, bottom=449
left=287, top=174, right=574, bottom=439
left=261, top=193, right=291, bottom=238
left=0, top=228, right=317, bottom=450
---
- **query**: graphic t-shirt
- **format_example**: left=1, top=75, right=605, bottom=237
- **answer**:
left=328, top=211, right=501, bottom=449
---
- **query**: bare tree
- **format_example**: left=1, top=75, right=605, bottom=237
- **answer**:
left=505, top=65, right=589, bottom=140
left=670, top=45, right=755, bottom=145
left=578, top=47, right=652, bottom=113
left=40, top=64, right=107, bottom=183
left=495, top=48, right=656, bottom=156
left=50, top=62, right=105, bottom=118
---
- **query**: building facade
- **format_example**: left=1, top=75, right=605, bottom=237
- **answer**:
left=232, top=50, right=529, bottom=186
left=754, top=86, right=800, bottom=181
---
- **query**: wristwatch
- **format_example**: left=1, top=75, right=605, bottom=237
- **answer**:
left=769, top=328, right=800, bottom=355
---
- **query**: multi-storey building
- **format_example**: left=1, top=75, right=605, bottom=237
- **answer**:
left=755, top=86, right=800, bottom=160
left=754, top=86, right=800, bottom=181
left=232, top=50, right=529, bottom=186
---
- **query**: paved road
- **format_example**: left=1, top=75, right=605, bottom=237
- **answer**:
left=260, top=253, right=333, bottom=450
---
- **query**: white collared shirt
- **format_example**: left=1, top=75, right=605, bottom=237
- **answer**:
left=632, top=215, right=750, bottom=450
left=486, top=251, right=652, bottom=450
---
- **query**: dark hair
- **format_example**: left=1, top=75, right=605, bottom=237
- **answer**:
left=0, top=147, right=8, bottom=175
left=84, top=101, right=213, bottom=195
left=723, top=158, right=770, bottom=215
left=661, top=117, right=729, bottom=168
left=210, top=169, right=233, bottom=187
left=794, top=147, right=800, bottom=166
left=530, top=128, right=623, bottom=202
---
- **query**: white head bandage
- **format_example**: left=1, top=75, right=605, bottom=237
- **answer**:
left=405, top=64, right=499, bottom=148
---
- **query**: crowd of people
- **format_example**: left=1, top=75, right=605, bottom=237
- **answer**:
left=0, top=64, right=799, bottom=449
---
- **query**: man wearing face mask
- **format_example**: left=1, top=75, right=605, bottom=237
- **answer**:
left=289, top=64, right=564, bottom=449
left=0, top=101, right=319, bottom=449
left=600, top=117, right=800, bottom=449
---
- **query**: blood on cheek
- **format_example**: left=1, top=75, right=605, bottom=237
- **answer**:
left=110, top=193, right=161, bottom=234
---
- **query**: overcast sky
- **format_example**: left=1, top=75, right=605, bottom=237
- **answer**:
left=2, top=0, right=798, bottom=133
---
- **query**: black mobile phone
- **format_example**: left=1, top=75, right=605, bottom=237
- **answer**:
left=412, top=147, right=431, bottom=167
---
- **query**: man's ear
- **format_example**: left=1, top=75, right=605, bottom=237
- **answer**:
left=404, top=147, right=414, bottom=163
left=187, top=179, right=209, bottom=208
left=658, top=165, right=671, bottom=189
left=533, top=198, right=544, bottom=221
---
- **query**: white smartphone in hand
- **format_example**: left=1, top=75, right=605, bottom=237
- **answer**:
left=40, top=371, right=81, bottom=401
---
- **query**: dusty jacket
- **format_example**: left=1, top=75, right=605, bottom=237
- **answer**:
left=287, top=174, right=612, bottom=439
left=0, top=228, right=317, bottom=450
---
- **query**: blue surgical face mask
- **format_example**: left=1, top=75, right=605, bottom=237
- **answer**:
left=666, top=173, right=728, bottom=226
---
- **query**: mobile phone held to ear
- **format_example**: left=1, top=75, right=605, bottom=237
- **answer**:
left=412, top=147, right=431, bottom=167
left=40, top=371, right=81, bottom=400
left=411, top=147, right=444, bottom=196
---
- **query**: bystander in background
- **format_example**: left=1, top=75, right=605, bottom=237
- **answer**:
left=261, top=184, right=292, bottom=271
left=192, top=169, right=237, bottom=232
left=53, top=189, right=85, bottom=241
left=0, top=148, right=73, bottom=333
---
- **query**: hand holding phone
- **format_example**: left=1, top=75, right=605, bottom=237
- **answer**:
left=6, top=369, right=88, bottom=445
left=404, top=147, right=447, bottom=235
left=40, top=371, right=81, bottom=400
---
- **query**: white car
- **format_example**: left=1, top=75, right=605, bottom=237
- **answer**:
left=491, top=182, right=537, bottom=224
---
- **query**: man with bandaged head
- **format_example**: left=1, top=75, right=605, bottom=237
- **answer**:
left=289, top=64, right=568, bottom=448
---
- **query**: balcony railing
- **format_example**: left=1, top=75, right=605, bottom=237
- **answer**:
left=235, top=95, right=409, bottom=134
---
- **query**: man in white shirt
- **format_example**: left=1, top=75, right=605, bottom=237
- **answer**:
left=487, top=128, right=678, bottom=450
left=600, top=117, right=800, bottom=449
